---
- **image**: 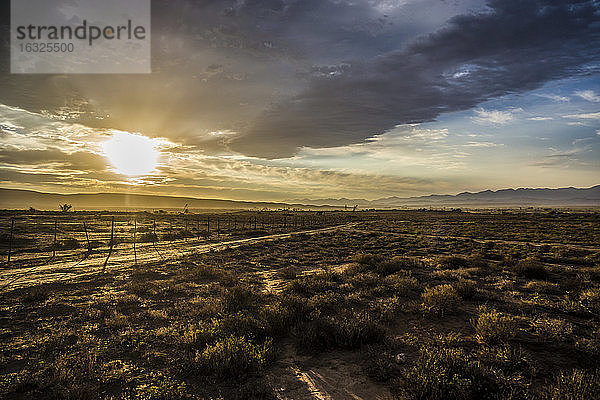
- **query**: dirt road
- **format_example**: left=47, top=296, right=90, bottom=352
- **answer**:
left=0, top=223, right=357, bottom=291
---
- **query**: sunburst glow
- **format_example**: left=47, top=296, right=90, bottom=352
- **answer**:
left=102, top=131, right=160, bottom=176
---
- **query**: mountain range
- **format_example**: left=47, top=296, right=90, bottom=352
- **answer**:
left=289, top=185, right=600, bottom=208
left=0, top=185, right=598, bottom=211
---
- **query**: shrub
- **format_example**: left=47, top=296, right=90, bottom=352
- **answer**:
left=352, top=253, right=385, bottom=266
left=279, top=265, right=298, bottom=280
left=541, top=368, right=600, bottom=400
left=182, top=320, right=222, bottom=348
left=350, top=255, right=423, bottom=275
left=579, top=287, right=600, bottom=314
left=336, top=311, right=385, bottom=349
left=260, top=301, right=306, bottom=337
left=472, top=307, right=518, bottom=345
left=295, top=317, right=338, bottom=352
left=21, top=285, right=51, bottom=303
left=513, top=258, right=548, bottom=279
left=421, top=285, right=460, bottom=316
left=133, top=374, right=188, bottom=400
left=398, top=346, right=501, bottom=400
left=222, top=285, right=261, bottom=312
left=287, top=271, right=340, bottom=296
left=436, top=255, right=470, bottom=270
left=384, top=273, right=420, bottom=297
left=453, top=279, right=477, bottom=300
left=195, top=336, right=273, bottom=378
left=531, top=317, right=573, bottom=340
left=296, top=312, right=384, bottom=352
left=138, top=232, right=158, bottom=243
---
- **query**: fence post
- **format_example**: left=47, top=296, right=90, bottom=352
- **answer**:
left=83, top=221, right=91, bottom=253
left=7, top=218, right=14, bottom=266
left=52, top=219, right=57, bottom=258
left=103, top=216, right=114, bottom=273
left=133, top=219, right=137, bottom=266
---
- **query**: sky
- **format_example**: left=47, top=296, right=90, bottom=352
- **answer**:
left=0, top=0, right=599, bottom=202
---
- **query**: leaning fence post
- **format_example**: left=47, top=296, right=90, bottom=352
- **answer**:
left=7, top=218, right=14, bottom=266
left=133, top=219, right=137, bottom=266
left=83, top=221, right=91, bottom=253
left=103, top=216, right=114, bottom=273
left=52, top=219, right=57, bottom=258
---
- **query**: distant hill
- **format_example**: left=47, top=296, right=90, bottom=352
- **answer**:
left=291, top=185, right=600, bottom=208
left=0, top=188, right=340, bottom=211
left=1, top=186, right=598, bottom=211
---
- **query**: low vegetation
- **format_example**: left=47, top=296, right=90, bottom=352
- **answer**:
left=0, top=209, right=598, bottom=399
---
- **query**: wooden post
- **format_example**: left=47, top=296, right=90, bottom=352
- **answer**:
left=103, top=216, right=114, bottom=272
left=52, top=219, right=57, bottom=258
left=7, top=218, right=14, bottom=266
left=153, top=219, right=157, bottom=241
left=83, top=221, right=91, bottom=252
left=133, top=219, right=137, bottom=266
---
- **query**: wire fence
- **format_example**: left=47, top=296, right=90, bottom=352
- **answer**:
left=0, top=211, right=371, bottom=268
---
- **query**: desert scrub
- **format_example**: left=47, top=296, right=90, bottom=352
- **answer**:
left=524, top=281, right=559, bottom=294
left=349, top=254, right=422, bottom=275
left=195, top=336, right=273, bottom=378
left=540, top=368, right=600, bottom=400
left=531, top=317, right=573, bottom=340
left=472, top=307, right=518, bottom=345
left=336, top=311, right=385, bottom=348
left=287, top=271, right=340, bottom=296
left=579, top=287, right=600, bottom=314
left=278, top=265, right=298, bottom=279
left=513, top=258, right=548, bottom=279
left=296, top=311, right=384, bottom=352
left=453, top=279, right=477, bottom=300
left=435, top=255, right=470, bottom=270
left=384, top=272, right=420, bottom=297
left=397, top=345, right=501, bottom=400
left=133, top=373, right=188, bottom=400
left=421, top=284, right=460, bottom=316
left=222, top=285, right=262, bottom=312
left=20, top=285, right=51, bottom=303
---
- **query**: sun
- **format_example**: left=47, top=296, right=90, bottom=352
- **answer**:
left=102, top=131, right=160, bottom=176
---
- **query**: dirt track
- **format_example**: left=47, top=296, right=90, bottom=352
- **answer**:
left=0, top=223, right=357, bottom=291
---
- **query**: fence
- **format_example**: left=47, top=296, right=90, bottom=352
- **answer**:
left=0, top=210, right=369, bottom=268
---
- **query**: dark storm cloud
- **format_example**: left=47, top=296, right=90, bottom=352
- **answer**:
left=231, top=0, right=600, bottom=157
left=1, top=1, right=598, bottom=159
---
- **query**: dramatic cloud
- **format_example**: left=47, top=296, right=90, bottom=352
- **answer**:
left=0, top=1, right=598, bottom=199
left=230, top=0, right=600, bottom=157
